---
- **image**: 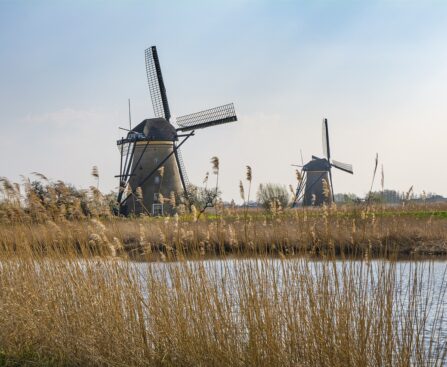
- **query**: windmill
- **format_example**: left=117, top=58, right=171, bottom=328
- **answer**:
left=294, top=119, right=353, bottom=206
left=116, top=46, right=237, bottom=215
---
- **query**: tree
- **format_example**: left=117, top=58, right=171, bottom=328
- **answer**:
left=256, top=183, right=290, bottom=210
left=334, top=193, right=360, bottom=204
left=183, top=184, right=221, bottom=218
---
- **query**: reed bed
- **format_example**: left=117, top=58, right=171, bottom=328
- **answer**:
left=1, top=203, right=446, bottom=260
left=1, top=248, right=446, bottom=366
left=1, top=176, right=447, bottom=365
left=1, top=174, right=446, bottom=258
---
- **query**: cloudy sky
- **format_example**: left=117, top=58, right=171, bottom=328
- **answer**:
left=1, top=0, right=446, bottom=201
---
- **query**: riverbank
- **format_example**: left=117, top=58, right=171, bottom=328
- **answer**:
left=1, top=204, right=446, bottom=259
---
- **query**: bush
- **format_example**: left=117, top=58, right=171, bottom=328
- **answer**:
left=256, top=183, right=290, bottom=210
left=183, top=184, right=221, bottom=215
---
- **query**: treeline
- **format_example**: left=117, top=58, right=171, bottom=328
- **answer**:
left=334, top=190, right=446, bottom=204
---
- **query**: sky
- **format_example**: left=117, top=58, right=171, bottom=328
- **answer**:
left=1, top=0, right=447, bottom=202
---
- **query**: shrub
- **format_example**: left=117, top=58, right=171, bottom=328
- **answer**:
left=256, top=183, right=290, bottom=209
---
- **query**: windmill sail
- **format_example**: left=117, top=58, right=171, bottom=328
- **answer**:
left=174, top=146, right=190, bottom=192
left=331, top=160, right=354, bottom=174
left=322, top=118, right=330, bottom=160
left=145, top=46, right=171, bottom=121
left=176, top=103, right=237, bottom=132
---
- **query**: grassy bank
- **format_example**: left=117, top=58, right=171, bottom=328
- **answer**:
left=1, top=174, right=446, bottom=258
left=1, top=203, right=447, bottom=259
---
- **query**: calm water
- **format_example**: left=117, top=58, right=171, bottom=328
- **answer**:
left=129, top=258, right=447, bottom=363
left=9, top=257, right=447, bottom=362
left=132, top=259, right=447, bottom=339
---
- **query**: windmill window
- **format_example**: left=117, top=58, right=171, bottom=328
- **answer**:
left=154, top=176, right=160, bottom=184
left=152, top=203, right=163, bottom=216
left=154, top=158, right=159, bottom=164
left=153, top=193, right=161, bottom=202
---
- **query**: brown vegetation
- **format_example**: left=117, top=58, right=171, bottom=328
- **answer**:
left=1, top=248, right=446, bottom=366
left=1, top=174, right=446, bottom=258
left=1, top=203, right=447, bottom=260
left=1, top=176, right=447, bottom=366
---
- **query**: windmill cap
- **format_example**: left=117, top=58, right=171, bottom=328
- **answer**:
left=130, top=118, right=177, bottom=141
left=303, top=158, right=330, bottom=171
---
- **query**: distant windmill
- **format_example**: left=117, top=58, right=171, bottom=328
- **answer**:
left=294, top=119, right=353, bottom=206
left=116, top=46, right=237, bottom=215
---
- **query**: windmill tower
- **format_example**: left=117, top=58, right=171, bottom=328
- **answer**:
left=116, top=46, right=237, bottom=215
left=295, top=119, right=353, bottom=206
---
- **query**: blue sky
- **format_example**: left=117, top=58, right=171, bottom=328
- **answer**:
left=1, top=0, right=447, bottom=201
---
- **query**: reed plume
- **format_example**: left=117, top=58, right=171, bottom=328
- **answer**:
left=322, top=178, right=330, bottom=199
left=136, top=187, right=143, bottom=201
left=91, top=166, right=99, bottom=178
left=246, top=165, right=252, bottom=182
left=239, top=180, right=245, bottom=201
left=91, top=166, right=99, bottom=189
left=210, top=156, right=219, bottom=175
left=31, top=172, right=49, bottom=181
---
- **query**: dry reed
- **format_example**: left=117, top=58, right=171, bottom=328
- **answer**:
left=0, top=248, right=446, bottom=366
left=1, top=177, right=447, bottom=365
left=1, top=203, right=446, bottom=260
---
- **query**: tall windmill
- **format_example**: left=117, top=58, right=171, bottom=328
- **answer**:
left=295, top=119, right=353, bottom=206
left=116, top=46, right=237, bottom=215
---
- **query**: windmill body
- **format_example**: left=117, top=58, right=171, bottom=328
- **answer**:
left=124, top=118, right=183, bottom=215
left=302, top=158, right=332, bottom=206
left=295, top=119, right=353, bottom=206
left=117, top=46, right=237, bottom=216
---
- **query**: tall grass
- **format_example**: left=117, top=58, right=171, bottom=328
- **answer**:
left=1, top=176, right=447, bottom=365
left=1, top=174, right=446, bottom=258
left=1, top=203, right=446, bottom=260
left=0, top=247, right=446, bottom=366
